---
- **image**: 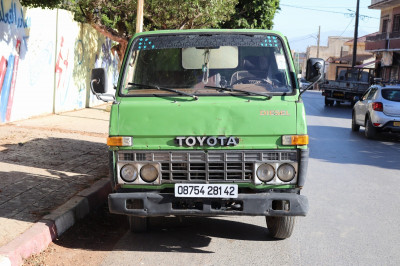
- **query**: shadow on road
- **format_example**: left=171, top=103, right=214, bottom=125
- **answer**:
left=53, top=206, right=277, bottom=254
left=0, top=137, right=109, bottom=224
left=308, top=124, right=400, bottom=170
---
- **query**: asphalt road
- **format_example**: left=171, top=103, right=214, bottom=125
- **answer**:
left=34, top=91, right=400, bottom=266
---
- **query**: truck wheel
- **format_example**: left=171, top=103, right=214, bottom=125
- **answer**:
left=108, top=151, right=117, bottom=191
left=128, top=216, right=148, bottom=233
left=266, top=216, right=296, bottom=239
left=351, top=112, right=360, bottom=132
left=324, top=97, right=330, bottom=106
left=365, top=116, right=377, bottom=139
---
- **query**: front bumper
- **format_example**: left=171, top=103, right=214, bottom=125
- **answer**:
left=108, top=192, right=308, bottom=217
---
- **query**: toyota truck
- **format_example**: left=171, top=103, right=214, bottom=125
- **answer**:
left=90, top=29, right=324, bottom=239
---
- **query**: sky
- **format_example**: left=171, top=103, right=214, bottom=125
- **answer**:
left=273, top=0, right=381, bottom=52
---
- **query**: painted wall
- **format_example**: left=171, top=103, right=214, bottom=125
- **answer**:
left=0, top=0, right=119, bottom=123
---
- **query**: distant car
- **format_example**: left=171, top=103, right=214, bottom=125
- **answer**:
left=300, top=78, right=311, bottom=90
left=352, top=85, right=400, bottom=139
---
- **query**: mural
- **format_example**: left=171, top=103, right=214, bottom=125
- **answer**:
left=0, top=0, right=119, bottom=123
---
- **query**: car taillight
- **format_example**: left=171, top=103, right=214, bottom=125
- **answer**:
left=372, top=102, right=383, bottom=112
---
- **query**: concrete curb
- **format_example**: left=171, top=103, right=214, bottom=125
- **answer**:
left=0, top=178, right=111, bottom=266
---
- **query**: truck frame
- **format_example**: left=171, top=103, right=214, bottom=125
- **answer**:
left=90, top=29, right=323, bottom=239
left=321, top=66, right=374, bottom=106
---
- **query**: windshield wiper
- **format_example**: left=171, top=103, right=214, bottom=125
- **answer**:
left=204, top=85, right=272, bottom=99
left=128, top=83, right=198, bottom=100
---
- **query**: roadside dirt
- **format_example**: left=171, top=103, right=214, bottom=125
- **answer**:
left=23, top=204, right=128, bottom=266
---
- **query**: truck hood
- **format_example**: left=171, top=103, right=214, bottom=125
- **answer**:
left=113, top=96, right=302, bottom=149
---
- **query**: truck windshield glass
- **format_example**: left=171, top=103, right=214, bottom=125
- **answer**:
left=121, top=34, right=293, bottom=96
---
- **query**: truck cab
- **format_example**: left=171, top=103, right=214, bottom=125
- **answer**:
left=91, top=29, right=323, bottom=239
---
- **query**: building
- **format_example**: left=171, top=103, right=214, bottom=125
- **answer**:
left=292, top=52, right=307, bottom=75
left=305, top=36, right=352, bottom=78
left=366, top=0, right=400, bottom=81
left=325, top=33, right=377, bottom=80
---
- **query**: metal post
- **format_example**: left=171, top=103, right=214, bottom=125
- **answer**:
left=352, top=0, right=360, bottom=67
left=136, top=0, right=144, bottom=33
left=317, top=26, right=321, bottom=58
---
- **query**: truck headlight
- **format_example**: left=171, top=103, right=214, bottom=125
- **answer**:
left=256, top=164, right=275, bottom=182
left=140, top=164, right=159, bottom=183
left=277, top=163, right=296, bottom=182
left=120, top=164, right=138, bottom=182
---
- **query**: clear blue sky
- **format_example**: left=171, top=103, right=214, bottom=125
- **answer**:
left=273, top=0, right=381, bottom=52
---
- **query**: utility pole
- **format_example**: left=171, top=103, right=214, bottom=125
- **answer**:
left=317, top=25, right=321, bottom=58
left=136, top=0, right=144, bottom=33
left=352, top=0, right=360, bottom=67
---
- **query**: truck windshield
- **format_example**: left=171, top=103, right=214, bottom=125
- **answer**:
left=120, top=34, right=294, bottom=97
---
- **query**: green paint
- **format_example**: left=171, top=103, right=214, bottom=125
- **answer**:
left=108, top=29, right=309, bottom=192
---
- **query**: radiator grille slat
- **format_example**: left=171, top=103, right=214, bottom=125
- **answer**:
left=118, top=150, right=297, bottom=183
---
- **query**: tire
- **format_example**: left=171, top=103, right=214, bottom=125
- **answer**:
left=351, top=112, right=360, bottom=132
left=365, top=116, right=377, bottom=139
left=266, top=216, right=296, bottom=239
left=324, top=97, right=329, bottom=106
left=335, top=101, right=341, bottom=106
left=108, top=151, right=117, bottom=191
left=128, top=216, right=148, bottom=233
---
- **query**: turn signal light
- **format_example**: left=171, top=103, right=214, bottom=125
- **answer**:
left=107, top=136, right=132, bottom=146
left=282, top=135, right=309, bottom=146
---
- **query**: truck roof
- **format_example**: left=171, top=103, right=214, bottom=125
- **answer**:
left=131, top=29, right=286, bottom=39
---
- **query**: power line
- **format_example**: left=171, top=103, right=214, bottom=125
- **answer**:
left=280, top=4, right=379, bottom=19
left=339, top=17, right=355, bottom=37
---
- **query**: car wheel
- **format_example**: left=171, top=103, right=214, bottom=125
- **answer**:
left=128, top=215, right=148, bottom=233
left=365, top=116, right=377, bottom=139
left=266, top=216, right=296, bottom=239
left=351, top=112, right=360, bottom=132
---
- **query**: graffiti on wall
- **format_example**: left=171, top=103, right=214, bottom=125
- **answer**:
left=1, top=1, right=119, bottom=123
left=0, top=0, right=29, bottom=123
left=0, top=0, right=30, bottom=28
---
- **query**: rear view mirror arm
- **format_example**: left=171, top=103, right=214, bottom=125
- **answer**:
left=90, top=79, right=116, bottom=102
left=299, top=72, right=323, bottom=98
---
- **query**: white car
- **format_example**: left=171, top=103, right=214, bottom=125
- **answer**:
left=352, top=85, right=400, bottom=139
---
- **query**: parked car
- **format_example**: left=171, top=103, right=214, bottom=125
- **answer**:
left=352, top=84, right=400, bottom=139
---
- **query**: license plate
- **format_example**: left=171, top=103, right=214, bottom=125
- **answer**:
left=333, top=92, right=344, bottom=97
left=175, top=184, right=238, bottom=198
left=394, top=122, right=400, bottom=127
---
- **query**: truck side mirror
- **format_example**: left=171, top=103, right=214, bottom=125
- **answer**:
left=306, top=58, right=325, bottom=83
left=90, top=68, right=115, bottom=102
left=91, top=68, right=107, bottom=94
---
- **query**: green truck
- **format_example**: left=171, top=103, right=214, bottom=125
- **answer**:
left=91, top=29, right=324, bottom=239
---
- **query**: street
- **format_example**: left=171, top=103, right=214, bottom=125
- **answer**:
left=25, top=91, right=400, bottom=266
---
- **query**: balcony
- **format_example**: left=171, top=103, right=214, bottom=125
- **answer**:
left=366, top=33, right=388, bottom=51
left=369, top=0, right=400, bottom=9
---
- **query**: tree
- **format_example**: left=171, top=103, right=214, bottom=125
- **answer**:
left=20, top=0, right=280, bottom=58
left=220, top=0, right=280, bottom=29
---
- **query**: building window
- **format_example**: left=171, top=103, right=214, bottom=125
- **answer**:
left=393, top=15, right=400, bottom=32
left=382, top=19, right=388, bottom=33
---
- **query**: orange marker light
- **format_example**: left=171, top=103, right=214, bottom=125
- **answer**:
left=282, top=135, right=309, bottom=145
left=107, top=136, right=132, bottom=146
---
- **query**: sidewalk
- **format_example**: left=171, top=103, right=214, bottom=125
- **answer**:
left=0, top=105, right=112, bottom=265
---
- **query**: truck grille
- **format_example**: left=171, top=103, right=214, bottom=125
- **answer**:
left=118, top=150, right=297, bottom=183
